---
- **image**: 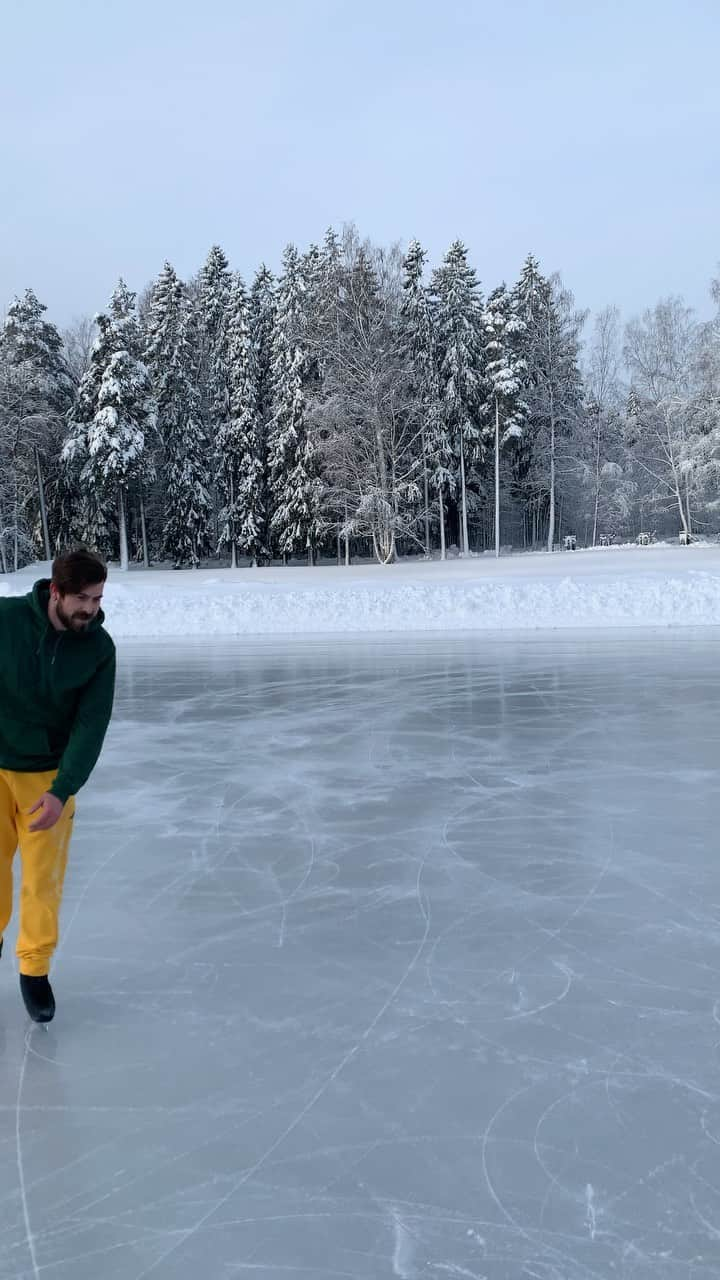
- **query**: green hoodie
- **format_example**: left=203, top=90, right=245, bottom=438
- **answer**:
left=0, top=579, right=116, bottom=803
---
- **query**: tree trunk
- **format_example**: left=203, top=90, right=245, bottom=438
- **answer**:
left=459, top=431, right=470, bottom=555
left=494, top=398, right=501, bottom=558
left=118, top=489, right=129, bottom=571
left=228, top=473, right=237, bottom=567
left=372, top=405, right=394, bottom=563
left=673, top=473, right=690, bottom=536
left=422, top=432, right=430, bottom=557
left=13, top=474, right=19, bottom=572
left=0, top=505, right=7, bottom=573
left=547, top=410, right=556, bottom=553
left=139, top=493, right=150, bottom=569
left=35, top=447, right=51, bottom=561
left=685, top=473, right=692, bottom=535
left=592, top=424, right=601, bottom=547
left=438, top=487, right=446, bottom=561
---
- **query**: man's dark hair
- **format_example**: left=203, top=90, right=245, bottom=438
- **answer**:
left=52, top=548, right=107, bottom=595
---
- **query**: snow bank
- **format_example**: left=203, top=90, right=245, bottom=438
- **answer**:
left=3, top=546, right=720, bottom=637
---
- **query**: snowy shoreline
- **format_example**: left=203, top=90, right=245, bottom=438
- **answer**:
left=3, top=544, right=720, bottom=637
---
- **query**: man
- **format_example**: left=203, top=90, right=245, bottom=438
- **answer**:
left=0, top=547, right=115, bottom=1023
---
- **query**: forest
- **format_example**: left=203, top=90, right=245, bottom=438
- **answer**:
left=1, top=225, right=718, bottom=572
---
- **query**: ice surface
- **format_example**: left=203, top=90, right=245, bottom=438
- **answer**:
left=2, top=632, right=720, bottom=1279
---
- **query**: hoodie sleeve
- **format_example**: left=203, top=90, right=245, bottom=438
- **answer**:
left=49, top=645, right=116, bottom=803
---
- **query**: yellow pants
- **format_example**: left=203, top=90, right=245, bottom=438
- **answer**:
left=0, top=769, right=75, bottom=977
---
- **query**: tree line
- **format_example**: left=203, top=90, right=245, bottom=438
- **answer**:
left=1, top=225, right=718, bottom=572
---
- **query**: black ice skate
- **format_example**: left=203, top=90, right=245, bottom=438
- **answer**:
left=20, top=974, right=55, bottom=1023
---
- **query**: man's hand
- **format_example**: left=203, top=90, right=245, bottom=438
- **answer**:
left=28, top=792, right=64, bottom=832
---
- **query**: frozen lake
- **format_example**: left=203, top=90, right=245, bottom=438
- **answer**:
left=2, top=632, right=720, bottom=1279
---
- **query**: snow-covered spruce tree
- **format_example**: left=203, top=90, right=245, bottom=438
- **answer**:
left=300, top=230, right=349, bottom=560
left=513, top=256, right=585, bottom=551
left=268, top=245, right=324, bottom=563
left=311, top=234, right=419, bottom=565
left=507, top=255, right=543, bottom=543
left=400, top=239, right=452, bottom=558
left=145, top=262, right=211, bottom=567
left=575, top=305, right=633, bottom=545
left=197, top=245, right=233, bottom=548
left=160, top=348, right=209, bottom=567
left=430, top=241, right=487, bottom=555
left=482, top=284, right=527, bottom=556
left=198, top=245, right=232, bottom=440
left=65, top=281, right=156, bottom=570
left=249, top=264, right=277, bottom=428
left=88, top=298, right=156, bottom=570
left=300, top=242, right=322, bottom=376
left=63, top=312, right=117, bottom=556
left=317, top=227, right=344, bottom=356
left=216, top=274, right=266, bottom=566
left=249, top=265, right=277, bottom=558
left=0, top=288, right=73, bottom=567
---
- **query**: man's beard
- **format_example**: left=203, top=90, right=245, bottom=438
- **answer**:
left=56, top=598, right=92, bottom=632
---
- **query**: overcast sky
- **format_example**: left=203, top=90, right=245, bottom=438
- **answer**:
left=1, top=0, right=718, bottom=331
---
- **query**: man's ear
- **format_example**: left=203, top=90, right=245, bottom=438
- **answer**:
left=49, top=582, right=59, bottom=600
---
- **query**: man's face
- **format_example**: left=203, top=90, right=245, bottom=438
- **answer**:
left=53, top=583, right=104, bottom=632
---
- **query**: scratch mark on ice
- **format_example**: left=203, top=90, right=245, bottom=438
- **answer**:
left=391, top=1206, right=417, bottom=1278
left=16, top=1027, right=41, bottom=1280
left=585, top=1183, right=597, bottom=1240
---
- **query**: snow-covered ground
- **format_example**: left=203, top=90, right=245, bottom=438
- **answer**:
left=3, top=543, right=720, bottom=636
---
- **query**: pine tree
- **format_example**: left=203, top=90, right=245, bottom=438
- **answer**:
left=268, top=245, right=324, bottom=562
left=195, top=246, right=233, bottom=550
left=0, top=289, right=73, bottom=566
left=513, top=256, right=584, bottom=551
left=249, top=265, right=277, bottom=428
left=145, top=262, right=211, bottom=567
left=400, top=239, right=450, bottom=557
left=317, top=228, right=344, bottom=354
left=160, top=340, right=209, bottom=567
left=63, top=313, right=117, bottom=557
left=313, top=228, right=350, bottom=561
left=430, top=241, right=487, bottom=555
left=249, top=265, right=277, bottom=559
left=508, top=255, right=543, bottom=538
left=217, top=274, right=266, bottom=566
left=313, top=233, right=418, bottom=565
left=482, top=284, right=527, bottom=555
left=65, top=281, right=156, bottom=569
left=198, top=245, right=232, bottom=441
